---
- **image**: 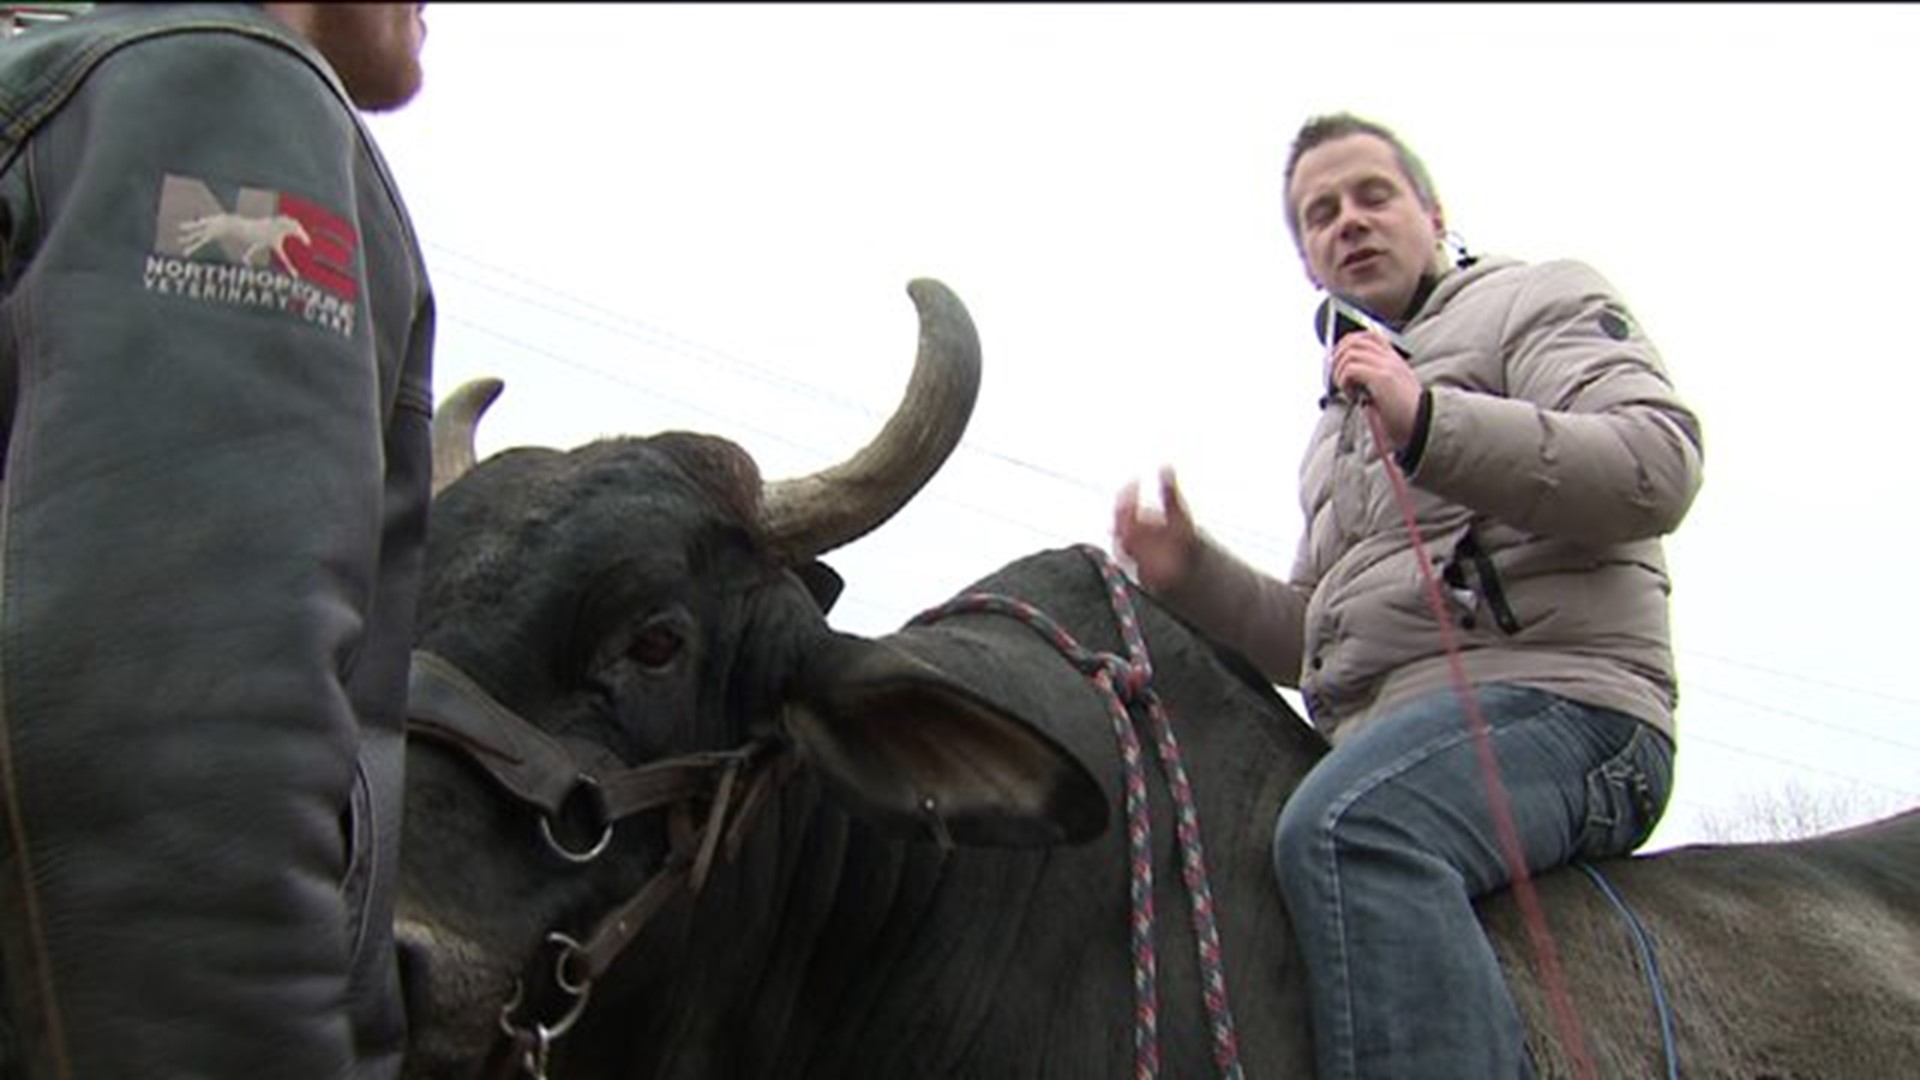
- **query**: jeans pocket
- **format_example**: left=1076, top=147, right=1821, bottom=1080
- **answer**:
left=1575, top=722, right=1673, bottom=859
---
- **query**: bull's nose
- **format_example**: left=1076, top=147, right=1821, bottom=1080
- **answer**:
left=395, top=920, right=435, bottom=1031
left=393, top=914, right=517, bottom=1076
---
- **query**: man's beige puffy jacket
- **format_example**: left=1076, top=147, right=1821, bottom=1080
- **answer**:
left=1159, top=256, right=1703, bottom=743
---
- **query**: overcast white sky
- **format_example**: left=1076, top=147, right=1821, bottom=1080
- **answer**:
left=368, top=3, right=1920, bottom=849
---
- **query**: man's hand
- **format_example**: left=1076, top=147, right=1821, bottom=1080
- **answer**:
left=1331, top=331, right=1423, bottom=449
left=1112, top=465, right=1199, bottom=594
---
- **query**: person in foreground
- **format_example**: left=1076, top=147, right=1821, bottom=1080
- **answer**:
left=1112, top=113, right=1703, bottom=1078
left=0, top=4, right=433, bottom=1076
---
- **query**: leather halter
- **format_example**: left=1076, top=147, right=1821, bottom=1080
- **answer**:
left=405, top=649, right=794, bottom=1078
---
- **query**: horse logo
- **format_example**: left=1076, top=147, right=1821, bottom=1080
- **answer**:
left=177, top=211, right=313, bottom=276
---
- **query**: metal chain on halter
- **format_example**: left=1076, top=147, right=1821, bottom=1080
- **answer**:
left=908, top=543, right=1243, bottom=1080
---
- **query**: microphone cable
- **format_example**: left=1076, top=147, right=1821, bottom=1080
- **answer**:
left=1323, top=298, right=1600, bottom=1080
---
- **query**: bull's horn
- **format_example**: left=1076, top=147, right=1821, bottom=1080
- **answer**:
left=760, top=279, right=981, bottom=563
left=431, top=377, right=505, bottom=497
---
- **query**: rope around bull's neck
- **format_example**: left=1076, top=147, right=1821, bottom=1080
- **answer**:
left=909, top=545, right=1243, bottom=1080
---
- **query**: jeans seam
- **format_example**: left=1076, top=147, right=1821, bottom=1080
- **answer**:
left=1310, top=813, right=1355, bottom=1080
left=1313, top=717, right=1488, bottom=1079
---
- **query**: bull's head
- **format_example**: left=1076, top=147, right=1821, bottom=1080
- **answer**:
left=399, top=280, right=1105, bottom=1077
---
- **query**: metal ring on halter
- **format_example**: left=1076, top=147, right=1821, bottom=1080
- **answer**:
left=497, top=935, right=595, bottom=1046
left=538, top=774, right=613, bottom=864
left=520, top=1024, right=553, bottom=1080
left=540, top=933, right=594, bottom=1039
left=547, top=931, right=594, bottom=1002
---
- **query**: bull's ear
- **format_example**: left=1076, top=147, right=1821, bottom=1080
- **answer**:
left=785, top=632, right=1107, bottom=847
left=792, top=560, right=845, bottom=615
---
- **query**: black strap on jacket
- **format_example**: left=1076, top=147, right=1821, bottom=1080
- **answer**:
left=1446, top=526, right=1522, bottom=635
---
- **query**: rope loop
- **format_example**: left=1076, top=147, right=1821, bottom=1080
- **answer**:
left=909, top=544, right=1243, bottom=1079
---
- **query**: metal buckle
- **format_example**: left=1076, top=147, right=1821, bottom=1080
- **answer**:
left=538, top=774, right=613, bottom=864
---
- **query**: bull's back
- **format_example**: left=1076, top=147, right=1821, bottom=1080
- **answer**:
left=1483, top=808, right=1920, bottom=1077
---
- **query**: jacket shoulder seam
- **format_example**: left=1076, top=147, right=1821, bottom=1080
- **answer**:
left=2, top=20, right=347, bottom=148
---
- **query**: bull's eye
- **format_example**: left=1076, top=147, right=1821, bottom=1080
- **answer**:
left=626, top=621, right=684, bottom=671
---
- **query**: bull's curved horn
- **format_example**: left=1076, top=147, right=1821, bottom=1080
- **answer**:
left=431, top=377, right=505, bottom=497
left=760, top=279, right=981, bottom=563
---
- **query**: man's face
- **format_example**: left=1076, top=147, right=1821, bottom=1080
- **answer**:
left=304, top=3, right=428, bottom=113
left=1288, top=133, right=1444, bottom=322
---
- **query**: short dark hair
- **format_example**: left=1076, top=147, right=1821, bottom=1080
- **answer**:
left=1283, top=113, right=1439, bottom=250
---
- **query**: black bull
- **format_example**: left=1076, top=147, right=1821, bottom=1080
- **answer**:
left=399, top=281, right=1920, bottom=1078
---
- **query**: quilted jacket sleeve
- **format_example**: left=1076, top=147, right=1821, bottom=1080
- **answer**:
left=1411, top=260, right=1704, bottom=544
left=1153, top=529, right=1313, bottom=688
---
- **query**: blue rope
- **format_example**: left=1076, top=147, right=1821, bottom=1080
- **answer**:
left=1574, top=862, right=1678, bottom=1080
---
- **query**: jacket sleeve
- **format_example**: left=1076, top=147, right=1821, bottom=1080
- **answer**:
left=0, top=29, right=381, bottom=1077
left=1153, top=529, right=1311, bottom=687
left=1410, top=260, right=1704, bottom=543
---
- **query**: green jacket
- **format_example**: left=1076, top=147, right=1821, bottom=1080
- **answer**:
left=1162, top=256, right=1702, bottom=742
left=0, top=4, right=433, bottom=1076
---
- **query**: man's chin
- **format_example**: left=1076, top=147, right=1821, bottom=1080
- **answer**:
left=350, top=66, right=425, bottom=113
left=1336, top=277, right=1417, bottom=322
left=1337, top=288, right=1389, bottom=320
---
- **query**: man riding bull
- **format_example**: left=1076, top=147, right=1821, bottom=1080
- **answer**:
left=1114, top=112, right=1704, bottom=1078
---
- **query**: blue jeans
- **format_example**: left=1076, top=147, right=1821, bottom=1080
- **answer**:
left=1271, top=684, right=1673, bottom=1080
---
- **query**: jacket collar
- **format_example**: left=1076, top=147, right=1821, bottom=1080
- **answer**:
left=1399, top=255, right=1519, bottom=332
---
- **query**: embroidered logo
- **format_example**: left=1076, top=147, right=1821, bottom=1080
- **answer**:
left=143, top=174, right=360, bottom=338
left=177, top=210, right=310, bottom=273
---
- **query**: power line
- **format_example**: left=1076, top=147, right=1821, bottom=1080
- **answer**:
left=443, top=306, right=1099, bottom=531
left=443, top=315, right=820, bottom=459
left=429, top=244, right=877, bottom=416
left=440, top=311, right=1095, bottom=553
left=429, top=248, right=1180, bottom=506
left=427, top=243, right=1913, bottom=730
left=1683, top=733, right=1920, bottom=803
left=1678, top=646, right=1920, bottom=710
left=1682, top=684, right=1920, bottom=757
left=429, top=249, right=1298, bottom=553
